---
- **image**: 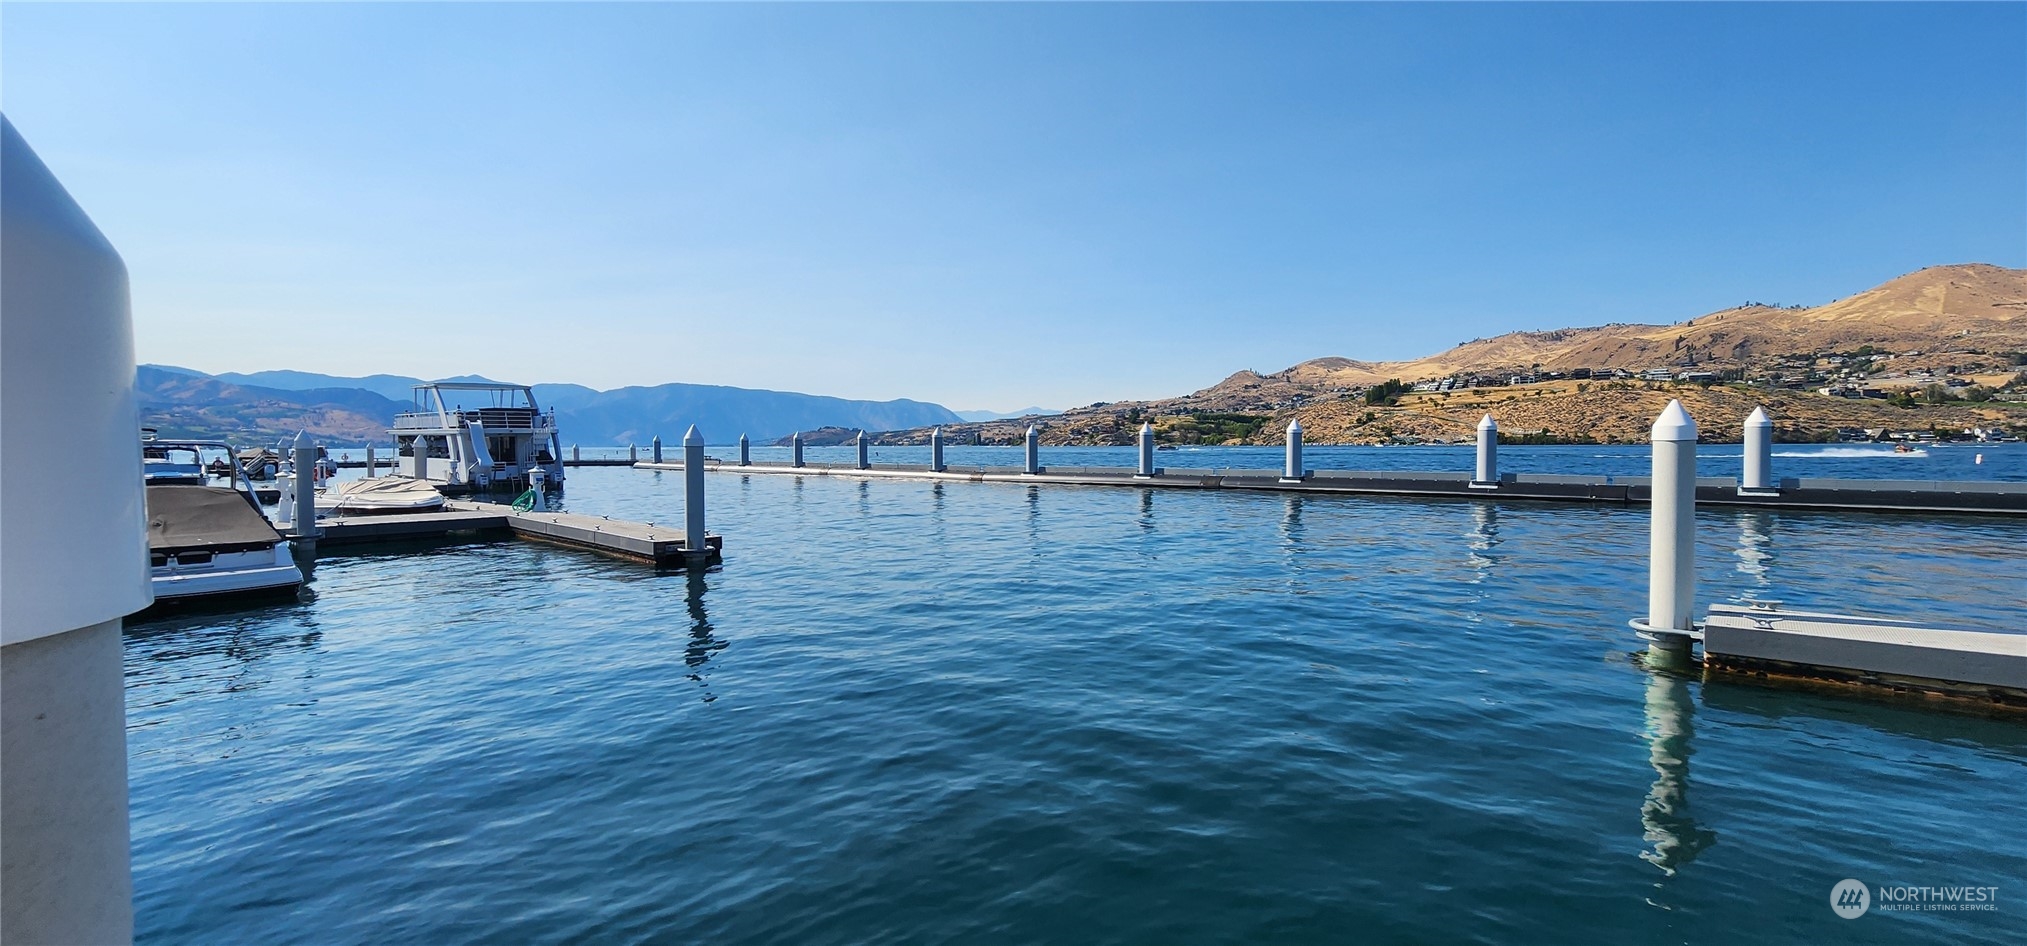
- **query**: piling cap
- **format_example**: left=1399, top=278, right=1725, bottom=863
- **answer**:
left=739, top=433, right=749, bottom=443
left=1027, top=425, right=1038, bottom=437
left=1287, top=417, right=1302, bottom=435
left=791, top=431, right=802, bottom=442
left=1140, top=422, right=1154, bottom=435
left=1651, top=400, right=1698, bottom=441
left=856, top=429, right=866, bottom=442
left=1744, top=406, right=1772, bottom=427
left=293, top=429, right=313, bottom=449
left=684, top=424, right=703, bottom=445
left=931, top=426, right=941, bottom=436
left=1477, top=414, right=1496, bottom=431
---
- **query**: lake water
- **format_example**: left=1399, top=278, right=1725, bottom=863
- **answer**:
left=127, top=459, right=2027, bottom=944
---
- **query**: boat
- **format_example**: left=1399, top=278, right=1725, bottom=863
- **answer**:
left=237, top=447, right=282, bottom=480
left=145, top=439, right=303, bottom=606
left=1894, top=443, right=1915, bottom=454
left=389, top=382, right=565, bottom=494
left=315, top=476, right=446, bottom=515
left=141, top=432, right=209, bottom=485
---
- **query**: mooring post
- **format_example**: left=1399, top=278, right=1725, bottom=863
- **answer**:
left=791, top=432, right=804, bottom=468
left=930, top=426, right=945, bottom=472
left=1646, top=400, right=1698, bottom=662
left=292, top=430, right=319, bottom=533
left=2, top=116, right=151, bottom=946
left=1473, top=414, right=1498, bottom=486
left=529, top=468, right=549, bottom=512
left=1024, top=425, right=1040, bottom=474
left=365, top=444, right=375, bottom=478
left=571, top=444, right=580, bottom=463
left=856, top=430, right=870, bottom=469
left=629, top=444, right=638, bottom=463
left=1137, top=422, right=1155, bottom=477
left=684, top=424, right=708, bottom=568
left=1282, top=417, right=1304, bottom=481
left=652, top=435, right=663, bottom=464
left=1742, top=406, right=1772, bottom=491
left=738, top=434, right=750, bottom=466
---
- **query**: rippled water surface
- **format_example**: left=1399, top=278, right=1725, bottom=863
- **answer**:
left=128, top=465, right=2027, bottom=944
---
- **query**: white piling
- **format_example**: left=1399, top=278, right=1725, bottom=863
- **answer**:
left=528, top=468, right=549, bottom=511
left=1742, top=406, right=1772, bottom=490
left=571, top=443, right=580, bottom=463
left=1647, top=400, right=1698, bottom=661
left=856, top=430, right=870, bottom=469
left=2, top=115, right=151, bottom=946
left=365, top=444, right=376, bottom=478
left=1024, top=425, right=1040, bottom=474
left=292, top=431, right=318, bottom=539
left=1137, top=422, right=1155, bottom=477
left=791, top=432, right=804, bottom=468
left=931, top=427, right=945, bottom=472
left=684, top=425, right=708, bottom=566
left=1474, top=414, right=1498, bottom=485
left=629, top=444, right=638, bottom=463
left=652, top=435, right=663, bottom=464
left=738, top=434, right=750, bottom=466
left=1283, top=417, right=1304, bottom=480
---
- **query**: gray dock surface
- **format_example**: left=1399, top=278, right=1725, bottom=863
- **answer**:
left=635, top=460, right=2027, bottom=516
left=316, top=501, right=718, bottom=568
left=1702, top=603, right=2027, bottom=707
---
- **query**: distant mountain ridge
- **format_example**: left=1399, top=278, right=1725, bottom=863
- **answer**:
left=137, top=367, right=963, bottom=446
left=954, top=406, right=1060, bottom=422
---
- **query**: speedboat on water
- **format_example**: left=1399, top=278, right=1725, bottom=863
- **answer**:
left=147, top=484, right=303, bottom=606
left=315, top=476, right=445, bottom=515
left=141, top=432, right=209, bottom=485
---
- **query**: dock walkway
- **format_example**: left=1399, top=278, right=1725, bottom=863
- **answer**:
left=316, top=501, right=718, bottom=568
left=634, top=461, right=2027, bottom=516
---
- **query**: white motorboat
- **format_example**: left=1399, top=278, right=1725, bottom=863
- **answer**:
left=141, top=432, right=210, bottom=485
left=147, top=480, right=303, bottom=606
left=389, top=382, right=565, bottom=493
left=315, top=476, right=446, bottom=515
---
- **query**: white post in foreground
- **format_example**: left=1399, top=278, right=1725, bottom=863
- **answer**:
left=1647, top=400, right=1698, bottom=661
left=930, top=427, right=945, bottom=472
left=292, top=431, right=318, bottom=538
left=3, top=116, right=148, bottom=946
left=684, top=425, right=707, bottom=565
left=1742, top=406, right=1772, bottom=491
left=1024, top=425, right=1040, bottom=474
left=856, top=430, right=870, bottom=470
left=1137, top=422, right=1156, bottom=477
left=738, top=434, right=750, bottom=466
left=791, top=432, right=804, bottom=468
left=1282, top=418, right=1304, bottom=481
left=651, top=435, right=663, bottom=464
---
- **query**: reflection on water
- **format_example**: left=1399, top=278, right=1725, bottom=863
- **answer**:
left=1136, top=489, right=1155, bottom=533
left=681, top=570, right=723, bottom=703
left=1733, top=511, right=1774, bottom=589
left=1465, top=502, right=1501, bottom=583
left=1639, top=671, right=1716, bottom=877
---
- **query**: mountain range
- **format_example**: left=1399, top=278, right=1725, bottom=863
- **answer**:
left=137, top=367, right=963, bottom=446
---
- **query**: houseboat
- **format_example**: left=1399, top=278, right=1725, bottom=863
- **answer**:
left=390, top=382, right=565, bottom=493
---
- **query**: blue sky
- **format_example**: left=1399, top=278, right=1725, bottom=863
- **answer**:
left=5, top=2, right=2022, bottom=410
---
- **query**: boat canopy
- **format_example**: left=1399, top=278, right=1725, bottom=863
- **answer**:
left=146, top=485, right=286, bottom=553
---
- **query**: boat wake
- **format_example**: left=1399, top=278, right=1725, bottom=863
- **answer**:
left=1775, top=446, right=1927, bottom=458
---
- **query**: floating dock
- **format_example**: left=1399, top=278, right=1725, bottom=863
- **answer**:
left=632, top=460, right=2027, bottom=516
left=1700, top=602, right=2027, bottom=708
left=315, top=501, right=719, bottom=569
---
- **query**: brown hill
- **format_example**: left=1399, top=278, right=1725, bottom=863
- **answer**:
left=870, top=264, right=2027, bottom=446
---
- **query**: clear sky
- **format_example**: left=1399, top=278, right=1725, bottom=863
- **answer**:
left=4, top=2, right=2023, bottom=410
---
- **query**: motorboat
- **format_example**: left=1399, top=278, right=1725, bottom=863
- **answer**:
left=145, top=440, right=304, bottom=605
left=389, top=382, right=565, bottom=494
left=315, top=476, right=445, bottom=515
left=141, top=432, right=210, bottom=485
left=237, top=447, right=282, bottom=480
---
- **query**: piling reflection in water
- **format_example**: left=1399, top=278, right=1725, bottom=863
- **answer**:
left=681, top=570, right=724, bottom=703
left=1465, top=502, right=1501, bottom=584
left=1639, top=670, right=1716, bottom=877
left=1734, top=511, right=1775, bottom=588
